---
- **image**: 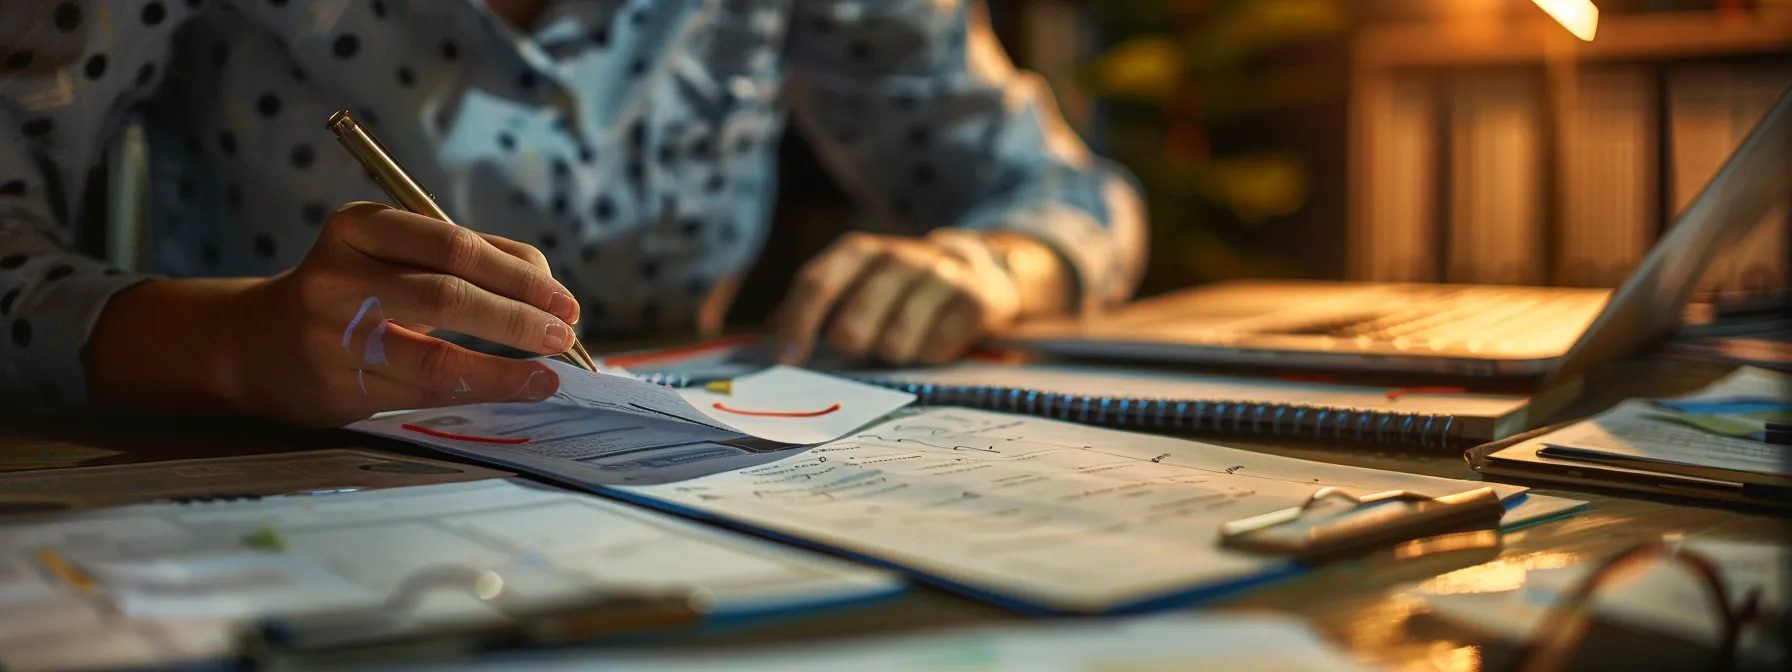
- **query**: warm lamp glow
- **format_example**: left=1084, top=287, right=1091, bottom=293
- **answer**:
left=1532, top=0, right=1600, bottom=41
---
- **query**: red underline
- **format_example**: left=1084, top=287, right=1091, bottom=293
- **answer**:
left=711, top=402, right=842, bottom=418
left=401, top=424, right=532, bottom=444
left=1385, top=386, right=1468, bottom=401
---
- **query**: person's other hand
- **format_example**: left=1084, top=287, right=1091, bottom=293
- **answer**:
left=219, top=202, right=580, bottom=427
left=773, top=230, right=1028, bottom=367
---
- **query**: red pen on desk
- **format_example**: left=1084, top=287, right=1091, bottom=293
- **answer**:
left=1385, top=386, right=1469, bottom=401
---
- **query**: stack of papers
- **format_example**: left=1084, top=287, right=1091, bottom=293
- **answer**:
left=353, top=363, right=1588, bottom=615
left=0, top=479, right=901, bottom=671
left=1483, top=367, right=1791, bottom=491
left=361, top=362, right=915, bottom=488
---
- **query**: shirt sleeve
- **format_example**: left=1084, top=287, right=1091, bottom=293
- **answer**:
left=783, top=0, right=1148, bottom=313
left=0, top=0, right=193, bottom=410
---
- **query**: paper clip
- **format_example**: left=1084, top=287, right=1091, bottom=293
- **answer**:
left=1218, top=487, right=1504, bottom=564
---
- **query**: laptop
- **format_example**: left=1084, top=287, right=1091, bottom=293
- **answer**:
left=998, top=83, right=1792, bottom=386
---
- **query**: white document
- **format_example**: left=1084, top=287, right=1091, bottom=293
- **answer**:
left=1524, top=367, right=1791, bottom=477
left=537, top=360, right=913, bottom=444
left=404, top=614, right=1371, bottom=672
left=538, top=358, right=717, bottom=425
left=0, top=479, right=902, bottom=672
left=352, top=401, right=815, bottom=488
left=1670, top=366, right=1792, bottom=402
left=614, top=408, right=1584, bottom=613
left=674, top=366, right=917, bottom=444
left=1541, top=400, right=1788, bottom=477
left=353, top=365, right=915, bottom=487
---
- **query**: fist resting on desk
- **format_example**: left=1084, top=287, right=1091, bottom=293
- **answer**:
left=773, top=230, right=1075, bottom=367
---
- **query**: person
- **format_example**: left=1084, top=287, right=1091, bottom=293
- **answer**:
left=0, top=0, right=1145, bottom=427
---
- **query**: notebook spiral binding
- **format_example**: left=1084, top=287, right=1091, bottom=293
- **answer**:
left=857, top=381, right=1464, bottom=449
left=645, top=373, right=1463, bottom=449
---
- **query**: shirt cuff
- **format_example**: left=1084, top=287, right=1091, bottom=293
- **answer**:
left=3, top=253, right=156, bottom=411
left=954, top=203, right=1123, bottom=317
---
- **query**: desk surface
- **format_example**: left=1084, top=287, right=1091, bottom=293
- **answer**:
left=2, top=356, right=1785, bottom=670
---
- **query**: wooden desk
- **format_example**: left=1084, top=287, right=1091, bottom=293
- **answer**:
left=1, top=357, right=1783, bottom=670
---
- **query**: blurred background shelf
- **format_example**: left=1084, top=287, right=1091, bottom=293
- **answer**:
left=748, top=1, right=1791, bottom=320
left=1345, top=1, right=1792, bottom=307
left=1356, top=10, right=1792, bottom=68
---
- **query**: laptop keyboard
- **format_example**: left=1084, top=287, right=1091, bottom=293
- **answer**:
left=1267, top=290, right=1597, bottom=344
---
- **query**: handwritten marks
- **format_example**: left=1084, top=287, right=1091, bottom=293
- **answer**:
left=678, top=366, right=916, bottom=444
left=621, top=408, right=1539, bottom=611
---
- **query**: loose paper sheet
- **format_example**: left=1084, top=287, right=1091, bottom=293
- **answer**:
left=539, top=360, right=914, bottom=444
left=1531, top=367, right=1792, bottom=477
left=674, top=366, right=918, bottom=444
left=1542, top=400, right=1790, bottom=476
left=0, top=479, right=900, bottom=672
left=615, top=408, right=1581, bottom=612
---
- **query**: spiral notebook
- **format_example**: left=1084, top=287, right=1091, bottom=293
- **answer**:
left=831, top=363, right=1582, bottom=448
left=600, top=338, right=1582, bottom=449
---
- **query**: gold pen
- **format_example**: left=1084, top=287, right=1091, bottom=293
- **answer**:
left=327, top=111, right=598, bottom=372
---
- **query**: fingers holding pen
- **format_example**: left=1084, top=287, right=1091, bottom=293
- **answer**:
left=323, top=203, right=580, bottom=325
left=359, top=322, right=561, bottom=404
left=375, top=264, right=578, bottom=357
left=480, top=232, right=554, bottom=273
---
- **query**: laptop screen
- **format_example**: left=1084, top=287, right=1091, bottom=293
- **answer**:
left=1555, top=82, right=1792, bottom=382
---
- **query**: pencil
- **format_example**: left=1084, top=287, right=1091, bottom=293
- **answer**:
left=326, top=111, right=598, bottom=372
left=37, top=548, right=96, bottom=594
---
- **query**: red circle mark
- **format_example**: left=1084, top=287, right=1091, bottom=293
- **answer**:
left=711, top=402, right=842, bottom=418
left=401, top=424, right=531, bottom=445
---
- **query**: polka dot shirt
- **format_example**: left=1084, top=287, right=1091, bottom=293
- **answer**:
left=0, top=0, right=1146, bottom=411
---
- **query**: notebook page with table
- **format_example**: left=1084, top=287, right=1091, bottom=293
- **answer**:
left=352, top=364, right=1587, bottom=614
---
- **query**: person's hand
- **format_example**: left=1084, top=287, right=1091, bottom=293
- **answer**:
left=217, top=202, right=581, bottom=427
left=774, top=230, right=1038, bottom=367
